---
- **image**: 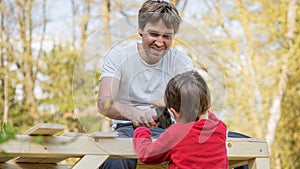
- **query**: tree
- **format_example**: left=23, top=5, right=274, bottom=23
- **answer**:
left=275, top=54, right=300, bottom=168
left=198, top=0, right=299, bottom=168
left=266, top=0, right=297, bottom=152
left=0, top=0, right=83, bottom=132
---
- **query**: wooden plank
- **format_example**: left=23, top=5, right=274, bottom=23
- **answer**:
left=0, top=135, right=136, bottom=158
left=0, top=162, right=73, bottom=169
left=248, top=158, right=270, bottom=169
left=13, top=157, right=68, bottom=163
left=61, top=132, right=87, bottom=137
left=0, top=135, right=269, bottom=159
left=137, top=161, right=168, bottom=169
left=23, top=123, right=66, bottom=136
left=227, top=138, right=269, bottom=168
left=0, top=157, right=13, bottom=163
left=0, top=131, right=80, bottom=164
left=88, top=131, right=118, bottom=138
left=0, top=135, right=270, bottom=169
left=13, top=158, right=67, bottom=164
left=62, top=131, right=119, bottom=138
left=227, top=138, right=267, bottom=143
left=226, top=138, right=269, bottom=159
left=72, top=155, right=109, bottom=169
left=229, top=160, right=249, bottom=168
left=13, top=123, right=67, bottom=164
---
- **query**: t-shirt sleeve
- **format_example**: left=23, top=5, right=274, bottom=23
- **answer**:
left=100, top=48, right=122, bottom=80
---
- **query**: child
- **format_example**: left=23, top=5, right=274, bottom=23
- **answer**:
left=133, top=70, right=228, bottom=169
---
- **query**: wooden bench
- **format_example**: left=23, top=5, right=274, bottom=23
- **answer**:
left=0, top=123, right=270, bottom=169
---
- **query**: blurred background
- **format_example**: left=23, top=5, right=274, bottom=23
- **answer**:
left=0, top=0, right=299, bottom=168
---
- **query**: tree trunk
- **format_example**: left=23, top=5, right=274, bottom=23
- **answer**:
left=80, top=0, right=91, bottom=47
left=70, top=0, right=77, bottom=49
left=17, top=0, right=40, bottom=122
left=100, top=0, right=112, bottom=131
left=0, top=0, right=7, bottom=124
left=37, top=0, right=47, bottom=58
left=101, top=0, right=111, bottom=49
left=234, top=0, right=264, bottom=137
left=266, top=0, right=297, bottom=152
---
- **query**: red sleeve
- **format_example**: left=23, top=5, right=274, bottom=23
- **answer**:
left=133, top=126, right=172, bottom=164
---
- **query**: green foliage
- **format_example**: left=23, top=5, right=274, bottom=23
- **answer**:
left=79, top=115, right=103, bottom=133
left=274, top=86, right=300, bottom=168
left=32, top=135, right=44, bottom=144
left=0, top=123, right=17, bottom=144
left=36, top=44, right=82, bottom=132
left=200, top=0, right=300, bottom=168
left=274, top=41, right=300, bottom=168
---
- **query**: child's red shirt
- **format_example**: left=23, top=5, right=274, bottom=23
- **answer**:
left=133, top=112, right=228, bottom=169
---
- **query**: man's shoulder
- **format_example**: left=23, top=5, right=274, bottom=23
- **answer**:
left=111, top=43, right=136, bottom=53
left=105, top=43, right=137, bottom=60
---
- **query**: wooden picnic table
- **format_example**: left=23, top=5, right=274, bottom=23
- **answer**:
left=0, top=123, right=270, bottom=169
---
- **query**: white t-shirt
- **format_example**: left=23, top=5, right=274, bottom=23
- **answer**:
left=100, top=42, right=193, bottom=124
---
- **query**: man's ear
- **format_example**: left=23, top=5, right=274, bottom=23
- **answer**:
left=138, top=26, right=143, bottom=37
left=169, top=108, right=179, bottom=119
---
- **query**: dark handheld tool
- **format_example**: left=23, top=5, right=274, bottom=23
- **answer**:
left=132, top=107, right=173, bottom=129
left=155, top=107, right=173, bottom=129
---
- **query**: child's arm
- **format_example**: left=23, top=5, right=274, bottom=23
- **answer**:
left=133, top=126, right=172, bottom=164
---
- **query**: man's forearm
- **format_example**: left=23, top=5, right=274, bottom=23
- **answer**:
left=98, top=99, right=136, bottom=121
left=98, top=94, right=157, bottom=127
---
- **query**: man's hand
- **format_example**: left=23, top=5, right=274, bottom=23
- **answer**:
left=150, top=98, right=165, bottom=108
left=131, top=109, right=158, bottom=128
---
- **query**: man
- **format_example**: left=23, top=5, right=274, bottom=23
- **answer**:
left=98, top=0, right=193, bottom=168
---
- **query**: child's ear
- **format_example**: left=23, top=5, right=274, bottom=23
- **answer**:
left=169, top=108, right=179, bottom=119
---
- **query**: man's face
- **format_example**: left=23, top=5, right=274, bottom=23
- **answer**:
left=138, top=19, right=175, bottom=64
